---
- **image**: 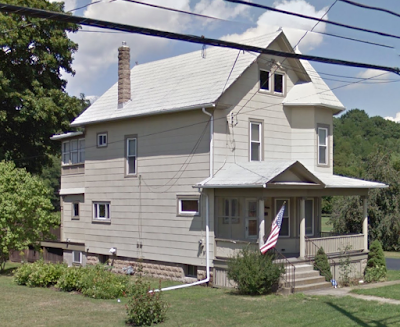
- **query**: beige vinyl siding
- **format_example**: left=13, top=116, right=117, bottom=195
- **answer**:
left=214, top=53, right=300, bottom=168
left=63, top=110, right=212, bottom=266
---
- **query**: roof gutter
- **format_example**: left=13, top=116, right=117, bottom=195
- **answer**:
left=70, top=103, right=216, bottom=127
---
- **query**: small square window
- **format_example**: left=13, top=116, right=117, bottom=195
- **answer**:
left=93, top=202, right=110, bottom=221
left=72, top=251, right=82, bottom=264
left=186, top=265, right=197, bottom=278
left=97, top=133, right=107, bottom=147
left=72, top=203, right=79, bottom=219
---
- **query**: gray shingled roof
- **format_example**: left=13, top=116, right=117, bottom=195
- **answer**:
left=196, top=161, right=386, bottom=189
left=71, top=30, right=344, bottom=127
left=71, top=32, right=282, bottom=126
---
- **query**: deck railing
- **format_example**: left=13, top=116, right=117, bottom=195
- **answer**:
left=305, top=234, right=364, bottom=257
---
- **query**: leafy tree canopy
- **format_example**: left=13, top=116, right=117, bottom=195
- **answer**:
left=0, top=0, right=89, bottom=174
left=0, top=161, right=57, bottom=271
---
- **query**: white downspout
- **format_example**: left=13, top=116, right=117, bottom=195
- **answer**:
left=153, top=107, right=213, bottom=292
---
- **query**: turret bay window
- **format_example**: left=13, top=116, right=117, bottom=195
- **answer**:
left=125, top=136, right=137, bottom=176
left=62, top=139, right=85, bottom=165
left=250, top=121, right=262, bottom=161
left=318, top=126, right=328, bottom=165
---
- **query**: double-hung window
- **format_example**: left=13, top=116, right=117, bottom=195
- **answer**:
left=126, top=137, right=137, bottom=175
left=275, top=199, right=289, bottom=237
left=318, top=127, right=328, bottom=165
left=93, top=202, right=110, bottom=221
left=250, top=121, right=262, bottom=161
left=62, top=139, right=85, bottom=165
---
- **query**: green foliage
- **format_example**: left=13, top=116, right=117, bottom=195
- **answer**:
left=338, top=245, right=353, bottom=286
left=331, top=148, right=400, bottom=250
left=364, top=240, right=387, bottom=282
left=0, top=0, right=90, bottom=174
left=313, top=247, right=332, bottom=282
left=0, top=161, right=57, bottom=271
left=126, top=277, right=168, bottom=326
left=14, top=260, right=66, bottom=287
left=80, top=265, right=129, bottom=299
left=227, top=247, right=284, bottom=295
left=56, top=266, right=85, bottom=292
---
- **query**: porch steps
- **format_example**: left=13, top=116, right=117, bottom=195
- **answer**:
left=281, top=263, right=331, bottom=293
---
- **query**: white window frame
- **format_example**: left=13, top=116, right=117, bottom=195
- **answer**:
left=97, top=133, right=107, bottom=147
left=273, top=72, right=284, bottom=94
left=305, top=198, right=314, bottom=237
left=318, top=127, right=328, bottom=166
left=250, top=121, right=262, bottom=162
left=72, top=250, right=82, bottom=264
left=177, top=196, right=200, bottom=216
left=126, top=137, right=137, bottom=176
left=274, top=198, right=290, bottom=238
left=245, top=199, right=258, bottom=239
left=72, top=202, right=79, bottom=219
left=259, top=69, right=270, bottom=91
left=93, top=202, right=110, bottom=221
left=62, top=138, right=85, bottom=165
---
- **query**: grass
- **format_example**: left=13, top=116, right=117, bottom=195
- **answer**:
left=3, top=263, right=400, bottom=326
left=384, top=251, right=400, bottom=259
left=352, top=284, right=400, bottom=301
left=321, top=215, right=332, bottom=233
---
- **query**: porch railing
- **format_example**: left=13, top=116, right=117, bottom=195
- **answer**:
left=305, top=234, right=364, bottom=257
left=273, top=248, right=296, bottom=293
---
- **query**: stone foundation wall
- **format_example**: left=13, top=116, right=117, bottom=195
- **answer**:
left=86, top=254, right=213, bottom=285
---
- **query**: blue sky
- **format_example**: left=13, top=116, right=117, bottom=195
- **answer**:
left=57, top=0, right=400, bottom=120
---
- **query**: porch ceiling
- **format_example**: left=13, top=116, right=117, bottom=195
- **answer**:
left=195, top=161, right=387, bottom=190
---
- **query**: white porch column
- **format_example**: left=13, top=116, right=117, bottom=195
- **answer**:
left=258, top=198, right=265, bottom=247
left=299, top=197, right=306, bottom=258
left=363, top=196, right=368, bottom=252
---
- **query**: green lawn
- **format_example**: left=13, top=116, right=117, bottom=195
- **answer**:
left=3, top=263, right=400, bottom=326
left=352, top=284, right=400, bottom=301
left=321, top=215, right=332, bottom=233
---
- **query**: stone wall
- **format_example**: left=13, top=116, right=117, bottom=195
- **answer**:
left=86, top=253, right=213, bottom=285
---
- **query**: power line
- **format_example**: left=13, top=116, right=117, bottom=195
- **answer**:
left=0, top=3, right=398, bottom=75
left=338, top=0, right=400, bottom=19
left=117, top=0, right=229, bottom=23
left=225, top=0, right=400, bottom=41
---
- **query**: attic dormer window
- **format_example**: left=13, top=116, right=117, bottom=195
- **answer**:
left=259, top=70, right=285, bottom=95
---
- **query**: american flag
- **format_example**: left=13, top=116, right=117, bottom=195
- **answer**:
left=260, top=203, right=285, bottom=254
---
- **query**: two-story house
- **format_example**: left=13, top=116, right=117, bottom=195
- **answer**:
left=48, top=30, right=386, bottom=289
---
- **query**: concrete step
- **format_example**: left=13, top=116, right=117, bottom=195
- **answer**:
left=293, top=281, right=332, bottom=293
left=282, top=269, right=321, bottom=280
left=284, top=264, right=314, bottom=274
left=282, top=275, right=326, bottom=288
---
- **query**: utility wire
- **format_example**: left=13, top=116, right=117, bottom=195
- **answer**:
left=338, top=0, right=400, bottom=19
left=0, top=3, right=398, bottom=74
left=225, top=0, right=400, bottom=41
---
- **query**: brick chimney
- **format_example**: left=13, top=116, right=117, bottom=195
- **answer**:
left=118, top=42, right=131, bottom=106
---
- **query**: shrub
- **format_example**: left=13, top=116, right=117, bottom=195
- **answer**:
left=364, top=240, right=387, bottom=282
left=339, top=245, right=353, bottom=286
left=13, top=260, right=66, bottom=287
left=80, top=264, right=129, bottom=299
left=126, top=278, right=168, bottom=326
left=313, top=247, right=332, bottom=282
left=56, top=266, right=85, bottom=292
left=227, top=247, right=284, bottom=295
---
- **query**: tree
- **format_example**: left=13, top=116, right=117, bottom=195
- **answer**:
left=364, top=240, right=387, bottom=282
left=0, top=0, right=89, bottom=174
left=0, top=161, right=57, bottom=271
left=331, top=148, right=400, bottom=250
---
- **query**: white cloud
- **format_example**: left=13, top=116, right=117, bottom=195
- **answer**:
left=194, top=0, right=249, bottom=20
left=66, top=0, right=192, bottom=95
left=346, top=69, right=392, bottom=90
left=384, top=113, right=400, bottom=123
left=222, top=0, right=328, bottom=51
